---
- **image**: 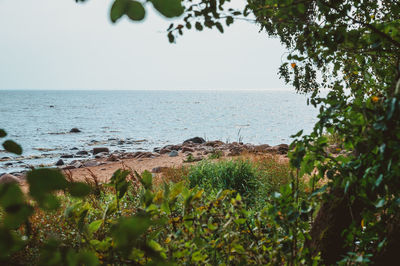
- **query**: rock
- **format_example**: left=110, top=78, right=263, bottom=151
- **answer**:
left=5, top=162, right=13, bottom=166
left=151, top=166, right=168, bottom=173
left=228, top=146, right=243, bottom=156
left=204, top=140, right=224, bottom=147
left=276, top=144, right=289, bottom=154
left=76, top=150, right=89, bottom=155
left=169, top=150, right=179, bottom=157
left=55, top=159, right=64, bottom=166
left=83, top=161, right=99, bottom=167
left=60, top=154, right=74, bottom=158
left=62, top=165, right=76, bottom=170
left=181, top=147, right=195, bottom=153
left=183, top=137, right=206, bottom=144
left=0, top=174, right=20, bottom=184
left=70, top=147, right=78, bottom=150
left=253, top=144, right=271, bottom=152
left=49, top=105, right=55, bottom=108
left=159, top=148, right=171, bottom=155
left=70, top=128, right=81, bottom=133
left=92, top=147, right=109, bottom=155
left=265, top=144, right=289, bottom=155
left=107, top=154, right=119, bottom=162
left=153, top=147, right=161, bottom=153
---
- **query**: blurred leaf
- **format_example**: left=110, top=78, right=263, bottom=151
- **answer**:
left=2, top=140, right=22, bottom=155
left=140, top=170, right=153, bottom=190
left=68, top=182, right=91, bottom=197
left=27, top=169, right=67, bottom=209
left=112, top=216, right=151, bottom=254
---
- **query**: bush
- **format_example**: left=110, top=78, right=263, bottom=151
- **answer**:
left=186, top=159, right=259, bottom=203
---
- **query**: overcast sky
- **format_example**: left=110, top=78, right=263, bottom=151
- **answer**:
left=0, top=0, right=290, bottom=90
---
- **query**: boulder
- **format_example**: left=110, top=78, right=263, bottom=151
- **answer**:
left=107, top=154, right=119, bottom=162
left=55, top=159, right=64, bottom=166
left=60, top=154, right=74, bottom=158
left=76, top=150, right=89, bottom=155
left=169, top=150, right=179, bottom=157
left=204, top=140, right=224, bottom=147
left=153, top=147, right=161, bottom=153
left=70, top=128, right=81, bottom=133
left=0, top=174, right=20, bottom=184
left=83, top=161, right=99, bottom=167
left=151, top=166, right=168, bottom=173
left=92, top=147, right=109, bottom=155
left=159, top=148, right=171, bottom=155
left=253, top=144, right=271, bottom=152
left=62, top=165, right=76, bottom=170
left=183, top=137, right=206, bottom=144
left=181, top=147, right=195, bottom=153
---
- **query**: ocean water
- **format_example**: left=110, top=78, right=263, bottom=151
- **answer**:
left=0, top=90, right=319, bottom=173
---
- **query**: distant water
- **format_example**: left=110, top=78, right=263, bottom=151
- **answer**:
left=0, top=90, right=318, bottom=173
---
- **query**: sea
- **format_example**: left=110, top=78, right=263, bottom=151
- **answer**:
left=0, top=90, right=319, bottom=174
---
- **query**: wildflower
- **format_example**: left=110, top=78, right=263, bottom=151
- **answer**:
left=291, top=63, right=296, bottom=68
left=371, top=96, right=379, bottom=103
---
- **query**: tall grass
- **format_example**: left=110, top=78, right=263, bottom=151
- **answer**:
left=184, top=155, right=293, bottom=206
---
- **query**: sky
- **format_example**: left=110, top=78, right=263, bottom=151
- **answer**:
left=0, top=0, right=290, bottom=90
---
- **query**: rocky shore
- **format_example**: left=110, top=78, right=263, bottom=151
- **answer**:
left=0, top=137, right=290, bottom=185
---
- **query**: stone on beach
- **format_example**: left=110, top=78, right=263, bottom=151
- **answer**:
left=0, top=174, right=20, bottom=184
left=169, top=150, right=179, bottom=157
left=70, top=128, right=81, bottom=133
left=183, top=137, right=206, bottom=144
left=55, top=159, right=64, bottom=166
left=92, top=147, right=109, bottom=155
left=76, top=150, right=89, bottom=155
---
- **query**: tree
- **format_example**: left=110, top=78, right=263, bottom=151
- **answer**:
left=113, top=0, right=400, bottom=263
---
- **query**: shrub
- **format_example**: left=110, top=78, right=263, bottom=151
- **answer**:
left=186, top=159, right=259, bottom=202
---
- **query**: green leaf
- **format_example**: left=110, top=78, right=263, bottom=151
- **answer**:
left=110, top=0, right=126, bottom=23
left=2, top=140, right=22, bottom=155
left=215, top=22, right=224, bottom=33
left=151, top=0, right=184, bottom=18
left=110, top=0, right=145, bottom=23
left=126, top=0, right=146, bottom=21
left=0, top=129, right=6, bottom=138
left=195, top=22, right=203, bottom=31
left=88, top=220, right=103, bottom=236
left=27, top=169, right=68, bottom=209
left=69, top=182, right=91, bottom=197
left=140, top=170, right=153, bottom=190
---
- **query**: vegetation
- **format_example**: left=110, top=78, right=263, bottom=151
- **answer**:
left=2, top=0, right=400, bottom=264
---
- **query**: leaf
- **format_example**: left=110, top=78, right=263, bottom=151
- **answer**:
left=215, top=22, right=224, bottom=33
left=195, top=22, right=203, bottom=31
left=110, top=0, right=127, bottom=23
left=2, top=140, right=22, bottom=155
left=126, top=0, right=146, bottom=21
left=88, top=220, right=103, bottom=236
left=226, top=16, right=234, bottom=26
left=69, top=182, right=91, bottom=197
left=0, top=129, right=6, bottom=138
left=151, top=0, right=184, bottom=18
left=140, top=170, right=153, bottom=190
left=27, top=169, right=68, bottom=209
left=110, top=0, right=145, bottom=23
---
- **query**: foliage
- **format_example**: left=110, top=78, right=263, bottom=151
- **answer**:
left=186, top=159, right=259, bottom=203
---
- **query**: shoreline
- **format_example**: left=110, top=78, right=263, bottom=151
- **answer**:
left=0, top=137, right=290, bottom=184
